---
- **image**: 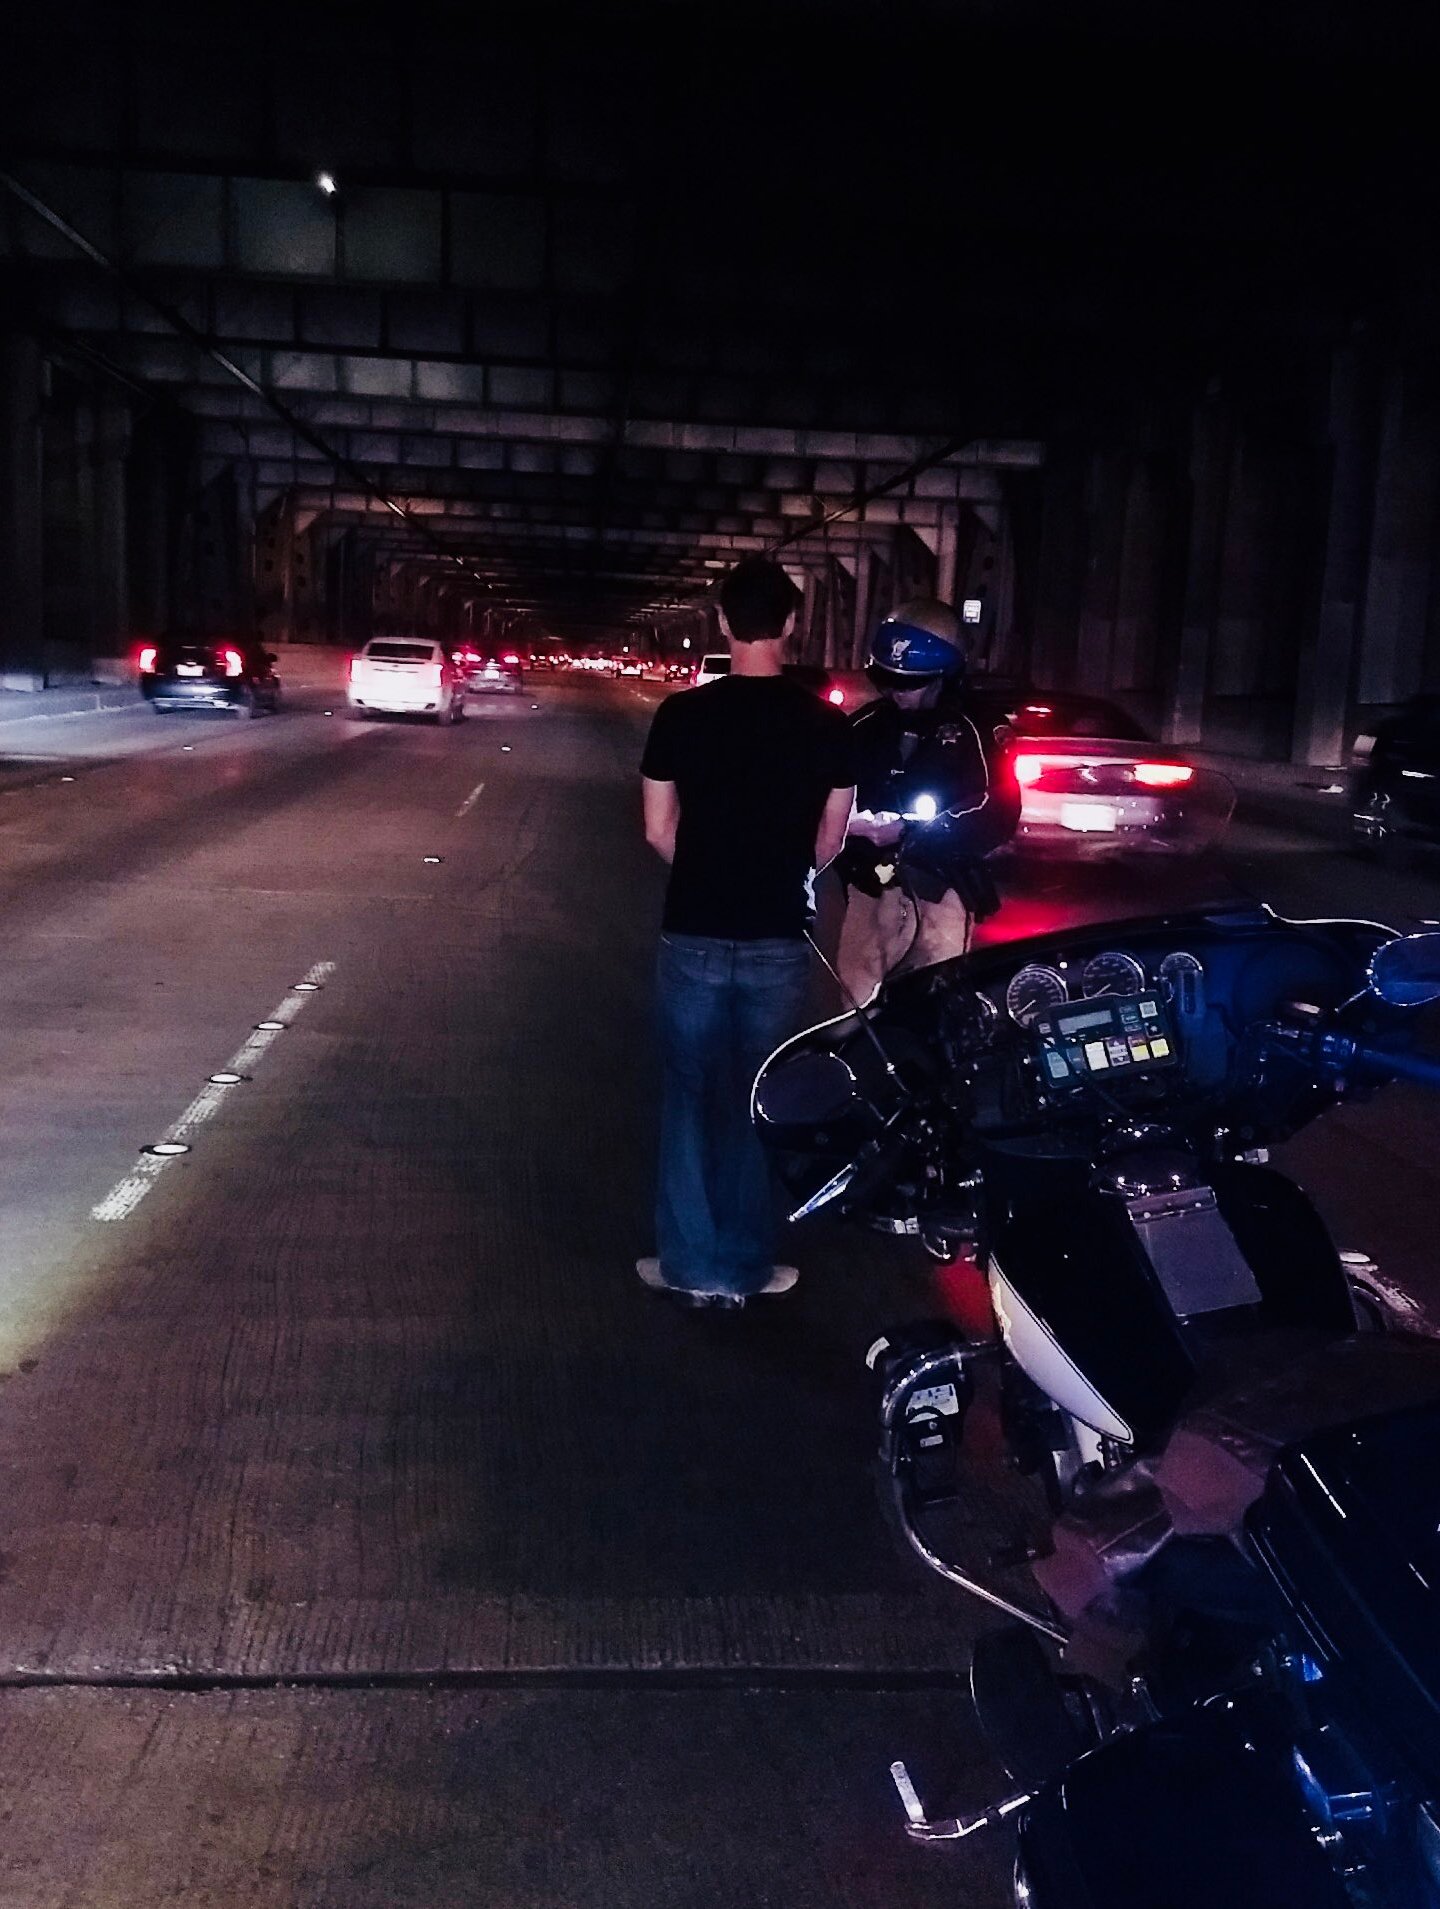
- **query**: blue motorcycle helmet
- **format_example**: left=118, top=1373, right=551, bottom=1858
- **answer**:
left=866, top=598, right=967, bottom=691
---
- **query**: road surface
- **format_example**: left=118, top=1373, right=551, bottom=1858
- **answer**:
left=0, top=667, right=1434, bottom=1905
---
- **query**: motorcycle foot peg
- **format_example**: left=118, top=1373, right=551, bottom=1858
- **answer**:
left=889, top=1760, right=1033, bottom=1844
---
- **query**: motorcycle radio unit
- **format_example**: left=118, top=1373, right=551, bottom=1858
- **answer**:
left=1029, top=991, right=1180, bottom=1097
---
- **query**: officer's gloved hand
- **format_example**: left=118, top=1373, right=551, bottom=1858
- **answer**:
left=849, top=808, right=905, bottom=847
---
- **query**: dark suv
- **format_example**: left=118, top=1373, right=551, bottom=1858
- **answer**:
left=138, top=635, right=282, bottom=717
left=1352, top=696, right=1440, bottom=858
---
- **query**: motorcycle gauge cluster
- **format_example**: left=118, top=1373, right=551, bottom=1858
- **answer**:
left=1005, top=963, right=1067, bottom=1027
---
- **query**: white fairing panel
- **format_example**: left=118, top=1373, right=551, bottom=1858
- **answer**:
left=988, top=1261, right=1133, bottom=1443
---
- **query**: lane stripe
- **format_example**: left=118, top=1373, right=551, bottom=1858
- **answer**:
left=0, top=703, right=137, bottom=728
left=455, top=779, right=486, bottom=817
left=91, top=959, right=335, bottom=1223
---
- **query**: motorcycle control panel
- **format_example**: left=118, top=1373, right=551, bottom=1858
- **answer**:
left=1029, top=991, right=1181, bottom=1095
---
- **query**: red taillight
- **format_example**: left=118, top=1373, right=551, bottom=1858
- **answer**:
left=1014, top=753, right=1046, bottom=787
left=1022, top=703, right=1053, bottom=717
left=1132, top=761, right=1194, bottom=788
left=827, top=687, right=845, bottom=706
left=502, top=652, right=520, bottom=666
left=137, top=645, right=158, bottom=673
left=220, top=647, right=244, bottom=678
left=423, top=663, right=444, bottom=685
left=349, top=656, right=363, bottom=682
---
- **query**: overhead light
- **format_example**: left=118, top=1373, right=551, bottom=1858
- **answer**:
left=316, top=171, right=338, bottom=196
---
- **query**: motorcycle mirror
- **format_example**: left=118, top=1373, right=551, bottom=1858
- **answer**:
left=753, top=1051, right=860, bottom=1127
left=1368, top=931, right=1440, bottom=1006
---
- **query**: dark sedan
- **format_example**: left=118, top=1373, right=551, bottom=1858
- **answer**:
left=138, top=636, right=282, bottom=717
left=1352, top=696, right=1440, bottom=859
left=451, top=646, right=523, bottom=695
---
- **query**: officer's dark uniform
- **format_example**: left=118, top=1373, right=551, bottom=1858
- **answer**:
left=836, top=689, right=1018, bottom=1002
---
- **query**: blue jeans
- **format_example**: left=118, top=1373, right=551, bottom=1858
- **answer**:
left=655, top=933, right=812, bottom=1295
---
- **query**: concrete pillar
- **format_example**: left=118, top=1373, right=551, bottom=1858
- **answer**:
left=798, top=567, right=821, bottom=665
left=1164, top=398, right=1234, bottom=748
left=1292, top=348, right=1378, bottom=767
left=933, top=502, right=960, bottom=608
left=1355, top=364, right=1438, bottom=708
left=1110, top=458, right=1165, bottom=693
left=91, top=402, right=131, bottom=658
left=0, top=335, right=45, bottom=679
left=848, top=543, right=874, bottom=668
left=1073, top=450, right=1127, bottom=697
left=1030, top=445, right=1087, bottom=689
left=985, top=503, right=1019, bottom=677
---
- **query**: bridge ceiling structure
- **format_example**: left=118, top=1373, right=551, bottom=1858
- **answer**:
left=3, top=0, right=1435, bottom=637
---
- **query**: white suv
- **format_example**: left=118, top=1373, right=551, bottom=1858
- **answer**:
left=694, top=652, right=731, bottom=687
left=348, top=638, right=464, bottom=722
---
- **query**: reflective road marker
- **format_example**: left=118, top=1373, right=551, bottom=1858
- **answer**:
left=92, top=959, right=336, bottom=1222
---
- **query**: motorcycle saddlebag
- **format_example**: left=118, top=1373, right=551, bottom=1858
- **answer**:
left=1014, top=1694, right=1350, bottom=1909
left=1248, top=1397, right=1440, bottom=1783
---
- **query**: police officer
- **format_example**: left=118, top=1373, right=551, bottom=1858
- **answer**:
left=835, top=599, right=1017, bottom=1006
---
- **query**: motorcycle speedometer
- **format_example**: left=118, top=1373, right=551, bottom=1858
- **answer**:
left=1080, top=950, right=1146, bottom=998
left=1006, top=963, right=1068, bottom=1027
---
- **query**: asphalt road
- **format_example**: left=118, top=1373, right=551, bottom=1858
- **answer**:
left=0, top=669, right=1436, bottom=1906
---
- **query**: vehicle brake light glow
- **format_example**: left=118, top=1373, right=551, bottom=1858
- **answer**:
left=1132, top=761, right=1194, bottom=788
left=502, top=652, right=520, bottom=666
left=1014, top=753, right=1046, bottom=787
left=137, top=645, right=158, bottom=673
left=349, top=656, right=363, bottom=682
left=1023, top=703, right=1053, bottom=717
left=827, top=687, right=845, bottom=706
left=220, top=647, right=244, bottom=678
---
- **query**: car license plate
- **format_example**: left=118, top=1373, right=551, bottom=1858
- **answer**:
left=1060, top=801, right=1117, bottom=832
left=176, top=662, right=205, bottom=676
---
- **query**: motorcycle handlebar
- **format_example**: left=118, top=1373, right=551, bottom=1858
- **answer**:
left=1352, top=1042, right=1440, bottom=1092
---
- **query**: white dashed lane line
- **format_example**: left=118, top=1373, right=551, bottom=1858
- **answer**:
left=91, top=959, right=336, bottom=1223
left=455, top=780, right=486, bottom=817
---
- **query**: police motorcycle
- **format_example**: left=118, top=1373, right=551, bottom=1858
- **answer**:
left=755, top=904, right=1440, bottom=1904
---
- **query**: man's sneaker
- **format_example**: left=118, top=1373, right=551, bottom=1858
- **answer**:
left=757, top=1264, right=799, bottom=1296
left=636, top=1258, right=741, bottom=1306
left=636, top=1258, right=795, bottom=1303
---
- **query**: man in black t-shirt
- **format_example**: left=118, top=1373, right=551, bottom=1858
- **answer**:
left=638, top=557, right=856, bottom=1307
